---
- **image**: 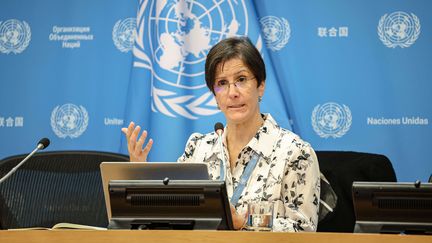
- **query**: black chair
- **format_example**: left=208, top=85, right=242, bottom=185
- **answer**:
left=316, top=151, right=397, bottom=232
left=0, top=150, right=129, bottom=229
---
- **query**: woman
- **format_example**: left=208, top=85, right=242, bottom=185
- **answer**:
left=122, top=37, right=320, bottom=232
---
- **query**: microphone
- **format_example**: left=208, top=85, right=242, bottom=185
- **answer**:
left=214, top=122, right=224, bottom=136
left=36, top=137, right=50, bottom=150
left=0, top=138, right=50, bottom=184
left=214, top=122, right=226, bottom=181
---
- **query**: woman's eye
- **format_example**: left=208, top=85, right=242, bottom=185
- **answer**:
left=237, top=76, right=247, bottom=82
left=217, top=80, right=228, bottom=86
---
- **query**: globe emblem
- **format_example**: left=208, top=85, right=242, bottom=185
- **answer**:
left=51, top=103, right=89, bottom=138
left=378, top=11, right=420, bottom=48
left=144, top=0, right=249, bottom=89
left=312, top=102, right=352, bottom=138
left=112, top=18, right=136, bottom=52
left=259, top=16, right=290, bottom=51
left=0, top=19, right=31, bottom=54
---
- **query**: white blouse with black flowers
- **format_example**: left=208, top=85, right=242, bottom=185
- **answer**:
left=177, top=114, right=320, bottom=232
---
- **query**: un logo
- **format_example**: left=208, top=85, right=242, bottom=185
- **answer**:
left=0, top=19, right=31, bottom=54
left=311, top=102, right=352, bottom=138
left=378, top=11, right=420, bottom=48
left=51, top=103, right=89, bottom=138
left=113, top=18, right=136, bottom=52
left=259, top=16, right=290, bottom=51
left=134, top=0, right=261, bottom=119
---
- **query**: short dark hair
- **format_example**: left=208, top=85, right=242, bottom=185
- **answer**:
left=205, top=36, right=266, bottom=94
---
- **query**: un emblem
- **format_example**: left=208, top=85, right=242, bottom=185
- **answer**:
left=112, top=18, right=136, bottom=52
left=134, top=0, right=262, bottom=119
left=378, top=11, right=420, bottom=48
left=259, top=16, right=290, bottom=51
left=0, top=19, right=31, bottom=54
left=51, top=104, right=89, bottom=138
left=311, top=102, right=352, bottom=138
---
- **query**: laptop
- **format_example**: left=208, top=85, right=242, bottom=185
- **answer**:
left=100, top=162, right=210, bottom=220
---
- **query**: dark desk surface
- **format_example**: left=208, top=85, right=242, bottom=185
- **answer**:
left=0, top=230, right=431, bottom=243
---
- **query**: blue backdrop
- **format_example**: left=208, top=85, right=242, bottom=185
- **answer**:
left=0, top=0, right=431, bottom=182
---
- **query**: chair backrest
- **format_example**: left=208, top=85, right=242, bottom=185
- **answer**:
left=0, top=150, right=129, bottom=229
left=316, top=151, right=397, bottom=232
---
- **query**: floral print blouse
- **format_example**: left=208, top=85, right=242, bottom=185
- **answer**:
left=177, top=114, right=320, bottom=232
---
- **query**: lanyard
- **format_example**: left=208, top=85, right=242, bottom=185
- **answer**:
left=230, top=153, right=260, bottom=205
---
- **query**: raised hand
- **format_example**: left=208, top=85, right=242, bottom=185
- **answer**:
left=121, top=121, right=153, bottom=162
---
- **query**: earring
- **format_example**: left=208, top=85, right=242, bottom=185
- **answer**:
left=258, top=96, right=262, bottom=102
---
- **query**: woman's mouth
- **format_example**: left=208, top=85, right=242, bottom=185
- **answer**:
left=228, top=104, right=245, bottom=109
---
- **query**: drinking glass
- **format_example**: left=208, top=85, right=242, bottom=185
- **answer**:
left=246, top=201, right=273, bottom=231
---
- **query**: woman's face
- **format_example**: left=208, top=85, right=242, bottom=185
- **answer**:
left=213, top=58, right=265, bottom=125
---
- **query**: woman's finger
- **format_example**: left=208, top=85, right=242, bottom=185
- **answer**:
left=134, top=130, right=148, bottom=156
left=142, top=138, right=153, bottom=157
left=129, top=125, right=141, bottom=152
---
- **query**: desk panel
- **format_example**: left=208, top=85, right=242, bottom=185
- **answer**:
left=0, top=230, right=431, bottom=243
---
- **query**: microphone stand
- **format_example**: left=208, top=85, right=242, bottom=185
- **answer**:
left=217, top=130, right=226, bottom=181
left=0, top=141, right=48, bottom=184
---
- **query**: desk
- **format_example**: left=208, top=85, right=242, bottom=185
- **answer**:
left=0, top=230, right=430, bottom=243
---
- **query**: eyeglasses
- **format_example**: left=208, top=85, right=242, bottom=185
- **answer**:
left=213, top=76, right=256, bottom=94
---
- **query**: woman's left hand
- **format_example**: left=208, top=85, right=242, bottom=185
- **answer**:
left=230, top=204, right=247, bottom=230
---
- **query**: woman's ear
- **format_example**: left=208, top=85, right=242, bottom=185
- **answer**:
left=258, top=80, right=265, bottom=97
